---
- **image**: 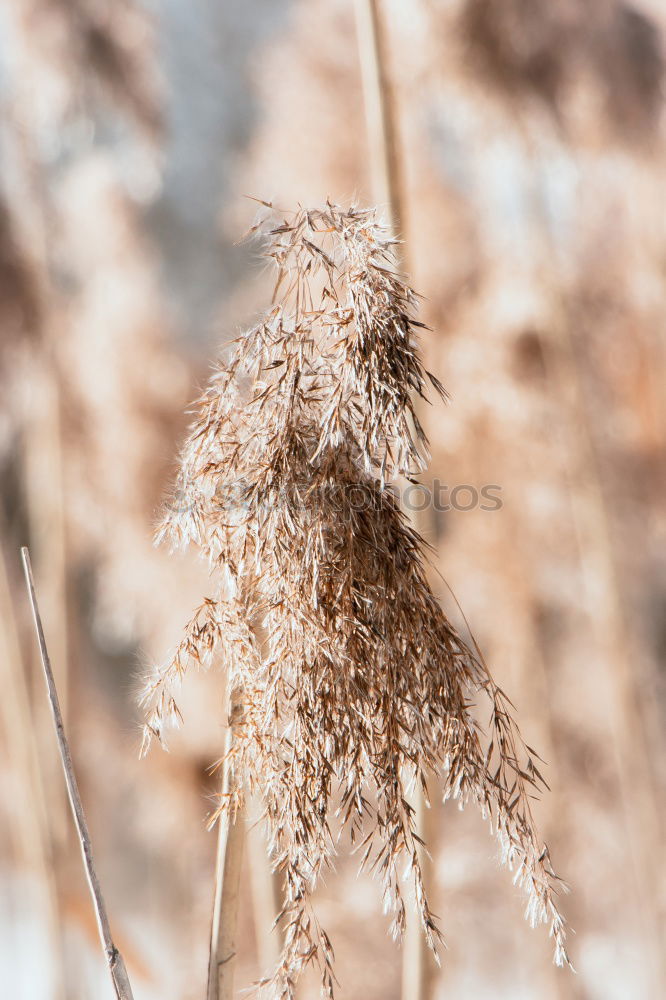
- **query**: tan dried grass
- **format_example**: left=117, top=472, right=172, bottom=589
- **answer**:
left=141, top=203, right=569, bottom=998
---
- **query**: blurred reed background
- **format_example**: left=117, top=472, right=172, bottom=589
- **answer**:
left=0, top=1, right=664, bottom=998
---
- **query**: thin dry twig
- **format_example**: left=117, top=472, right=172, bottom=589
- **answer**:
left=21, top=546, right=135, bottom=1000
left=248, top=793, right=284, bottom=976
left=354, top=0, right=405, bottom=234
left=354, top=4, right=435, bottom=997
left=0, top=541, right=66, bottom=999
left=206, top=691, right=246, bottom=1000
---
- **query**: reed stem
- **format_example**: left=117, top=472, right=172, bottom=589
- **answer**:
left=206, top=691, right=246, bottom=1000
left=21, top=547, right=135, bottom=1000
left=0, top=541, right=66, bottom=999
left=354, top=5, right=435, bottom=999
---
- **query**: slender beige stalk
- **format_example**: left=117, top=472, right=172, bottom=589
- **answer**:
left=246, top=622, right=282, bottom=976
left=354, top=0, right=404, bottom=233
left=21, top=547, right=134, bottom=1000
left=23, top=369, right=69, bottom=723
left=354, top=5, right=435, bottom=998
left=0, top=542, right=66, bottom=1000
left=207, top=691, right=246, bottom=1000
left=401, top=780, right=438, bottom=1000
left=205, top=479, right=282, bottom=1000
left=248, top=796, right=283, bottom=975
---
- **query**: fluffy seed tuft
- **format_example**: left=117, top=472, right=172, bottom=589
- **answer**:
left=141, top=203, right=569, bottom=997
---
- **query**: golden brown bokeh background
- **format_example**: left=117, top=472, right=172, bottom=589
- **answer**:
left=0, top=1, right=664, bottom=998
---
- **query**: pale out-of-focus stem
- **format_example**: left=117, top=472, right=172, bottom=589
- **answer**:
left=207, top=692, right=246, bottom=1000
left=21, top=547, right=135, bottom=1000
left=355, top=5, right=435, bottom=1000
left=248, top=796, right=282, bottom=975
left=401, top=780, right=438, bottom=1000
left=354, top=0, right=404, bottom=236
left=246, top=620, right=282, bottom=976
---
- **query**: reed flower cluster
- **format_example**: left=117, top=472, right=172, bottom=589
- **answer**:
left=140, top=203, right=568, bottom=997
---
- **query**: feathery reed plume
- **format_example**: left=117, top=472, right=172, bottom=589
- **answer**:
left=141, top=203, right=569, bottom=998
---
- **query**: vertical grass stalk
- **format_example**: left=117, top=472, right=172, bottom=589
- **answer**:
left=22, top=547, right=135, bottom=1000
left=0, top=540, right=66, bottom=1000
left=354, top=4, right=436, bottom=998
left=207, top=691, right=246, bottom=1000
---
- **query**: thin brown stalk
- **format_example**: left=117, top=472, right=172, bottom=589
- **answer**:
left=0, top=541, right=66, bottom=1000
left=248, top=796, right=283, bottom=976
left=23, top=368, right=69, bottom=724
left=354, top=0, right=404, bottom=234
left=354, top=5, right=434, bottom=998
left=207, top=690, right=246, bottom=1000
left=21, top=547, right=135, bottom=1000
left=246, top=621, right=283, bottom=977
left=401, top=779, right=437, bottom=1000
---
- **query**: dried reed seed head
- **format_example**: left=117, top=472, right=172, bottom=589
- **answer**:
left=141, top=203, right=569, bottom=997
